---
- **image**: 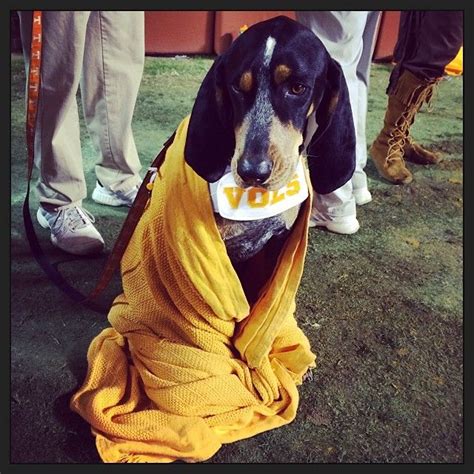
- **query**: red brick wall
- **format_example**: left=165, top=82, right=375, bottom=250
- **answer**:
left=145, top=11, right=215, bottom=55
left=144, top=11, right=400, bottom=59
left=372, top=11, right=401, bottom=62
left=213, top=11, right=296, bottom=55
left=10, top=11, right=401, bottom=60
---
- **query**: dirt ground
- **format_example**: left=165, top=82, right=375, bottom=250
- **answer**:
left=10, top=53, right=463, bottom=464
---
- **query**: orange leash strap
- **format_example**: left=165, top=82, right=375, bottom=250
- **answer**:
left=25, top=11, right=42, bottom=181
left=22, top=10, right=175, bottom=314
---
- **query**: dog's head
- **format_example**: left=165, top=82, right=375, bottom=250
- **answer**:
left=184, top=15, right=355, bottom=194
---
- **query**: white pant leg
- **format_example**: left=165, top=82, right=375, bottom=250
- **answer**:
left=352, top=11, right=381, bottom=192
left=19, top=11, right=91, bottom=209
left=80, top=11, right=145, bottom=193
left=312, top=181, right=356, bottom=222
left=296, top=11, right=369, bottom=220
left=298, top=11, right=381, bottom=195
left=296, top=11, right=368, bottom=139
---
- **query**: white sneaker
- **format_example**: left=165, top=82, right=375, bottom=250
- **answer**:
left=37, top=206, right=105, bottom=256
left=91, top=181, right=139, bottom=207
left=353, top=187, right=372, bottom=206
left=309, top=212, right=360, bottom=235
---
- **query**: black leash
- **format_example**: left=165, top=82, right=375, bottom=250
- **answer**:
left=22, top=135, right=175, bottom=315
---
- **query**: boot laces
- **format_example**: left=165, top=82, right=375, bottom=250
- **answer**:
left=386, top=80, right=438, bottom=164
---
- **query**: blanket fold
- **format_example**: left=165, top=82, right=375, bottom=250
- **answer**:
left=70, top=115, right=316, bottom=463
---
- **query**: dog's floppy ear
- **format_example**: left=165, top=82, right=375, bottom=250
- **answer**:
left=184, top=55, right=235, bottom=182
left=306, top=58, right=356, bottom=195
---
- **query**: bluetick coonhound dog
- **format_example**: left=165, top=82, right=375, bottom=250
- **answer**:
left=184, top=16, right=355, bottom=294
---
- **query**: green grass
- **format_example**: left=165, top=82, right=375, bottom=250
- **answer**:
left=10, top=53, right=463, bottom=463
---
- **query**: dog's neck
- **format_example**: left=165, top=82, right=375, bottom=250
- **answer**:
left=217, top=208, right=300, bottom=305
left=214, top=205, right=300, bottom=263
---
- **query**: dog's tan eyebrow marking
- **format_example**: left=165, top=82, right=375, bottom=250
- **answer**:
left=239, top=71, right=253, bottom=92
left=215, top=86, right=224, bottom=107
left=274, top=64, right=292, bottom=84
left=328, top=93, right=339, bottom=114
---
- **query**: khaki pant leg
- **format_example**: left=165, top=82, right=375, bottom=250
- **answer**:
left=19, top=11, right=91, bottom=209
left=80, top=11, right=145, bottom=193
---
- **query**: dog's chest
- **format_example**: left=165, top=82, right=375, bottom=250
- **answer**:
left=215, top=205, right=300, bottom=262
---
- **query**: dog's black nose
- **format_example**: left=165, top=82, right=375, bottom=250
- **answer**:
left=237, top=158, right=273, bottom=185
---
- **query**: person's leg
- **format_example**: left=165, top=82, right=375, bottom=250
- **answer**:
left=80, top=11, right=144, bottom=198
left=396, top=11, right=463, bottom=165
left=296, top=11, right=368, bottom=132
left=309, top=183, right=360, bottom=234
left=295, top=11, right=369, bottom=233
left=370, top=11, right=463, bottom=184
left=19, top=11, right=91, bottom=209
left=352, top=11, right=381, bottom=203
left=19, top=11, right=105, bottom=255
left=391, top=11, right=463, bottom=86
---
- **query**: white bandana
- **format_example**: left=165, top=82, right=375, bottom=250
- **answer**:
left=209, top=159, right=309, bottom=221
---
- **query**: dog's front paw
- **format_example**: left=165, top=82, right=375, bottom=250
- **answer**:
left=303, top=368, right=316, bottom=383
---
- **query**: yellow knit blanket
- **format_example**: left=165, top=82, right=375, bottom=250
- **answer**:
left=70, top=116, right=316, bottom=463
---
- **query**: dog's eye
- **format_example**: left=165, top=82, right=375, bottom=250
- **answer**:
left=231, top=83, right=242, bottom=94
left=290, top=83, right=306, bottom=95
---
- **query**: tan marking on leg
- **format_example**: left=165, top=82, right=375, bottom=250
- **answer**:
left=280, top=205, right=300, bottom=230
left=274, top=64, right=292, bottom=84
left=239, top=71, right=253, bottom=92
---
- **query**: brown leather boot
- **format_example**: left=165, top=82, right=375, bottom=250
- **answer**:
left=404, top=136, right=442, bottom=165
left=370, top=70, right=440, bottom=184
